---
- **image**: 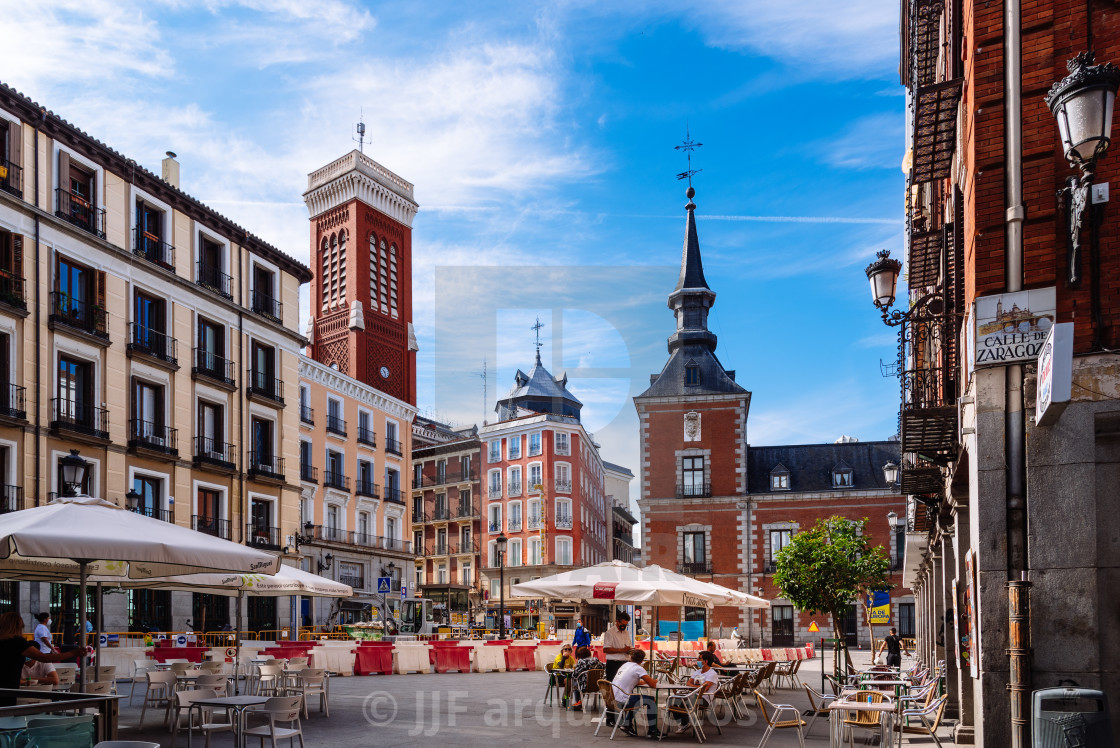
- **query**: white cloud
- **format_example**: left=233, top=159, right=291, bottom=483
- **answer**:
left=817, top=113, right=906, bottom=171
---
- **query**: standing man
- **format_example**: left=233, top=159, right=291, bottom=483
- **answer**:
left=602, top=611, right=632, bottom=681
left=33, top=613, right=54, bottom=654
left=877, top=627, right=910, bottom=668
left=573, top=620, right=591, bottom=649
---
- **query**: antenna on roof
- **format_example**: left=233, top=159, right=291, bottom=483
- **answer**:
left=354, top=110, right=367, bottom=153
left=474, top=358, right=488, bottom=426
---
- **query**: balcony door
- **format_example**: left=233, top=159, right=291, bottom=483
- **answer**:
left=198, top=318, right=224, bottom=371
left=252, top=418, right=273, bottom=467
left=251, top=499, right=272, bottom=536
left=132, top=378, right=164, bottom=441
left=57, top=355, right=91, bottom=422
left=682, top=456, right=705, bottom=497
left=198, top=401, right=223, bottom=456
left=133, top=475, right=162, bottom=520
left=56, top=256, right=92, bottom=318
left=134, top=291, right=165, bottom=348
left=197, top=488, right=222, bottom=536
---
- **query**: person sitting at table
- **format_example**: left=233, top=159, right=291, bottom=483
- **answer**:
left=705, top=641, right=724, bottom=667
left=611, top=649, right=662, bottom=739
left=0, top=612, right=79, bottom=706
left=667, top=651, right=720, bottom=734
left=21, top=659, right=59, bottom=687
left=570, top=646, right=604, bottom=711
left=551, top=645, right=577, bottom=707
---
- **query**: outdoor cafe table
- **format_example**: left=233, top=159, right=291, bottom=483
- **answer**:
left=635, top=682, right=698, bottom=733
left=827, top=697, right=898, bottom=748
left=189, top=694, right=268, bottom=748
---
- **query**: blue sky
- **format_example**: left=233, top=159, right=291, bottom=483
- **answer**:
left=2, top=1, right=906, bottom=504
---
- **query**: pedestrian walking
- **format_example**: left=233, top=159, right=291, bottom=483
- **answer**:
left=877, top=626, right=910, bottom=668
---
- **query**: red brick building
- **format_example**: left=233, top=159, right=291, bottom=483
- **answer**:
left=479, top=352, right=611, bottom=631
left=303, top=151, right=419, bottom=405
left=637, top=187, right=907, bottom=644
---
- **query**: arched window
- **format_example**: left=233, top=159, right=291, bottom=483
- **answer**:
left=336, top=229, right=347, bottom=299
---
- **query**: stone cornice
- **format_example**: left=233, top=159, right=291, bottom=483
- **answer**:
left=304, top=151, right=418, bottom=227
left=299, top=356, right=418, bottom=421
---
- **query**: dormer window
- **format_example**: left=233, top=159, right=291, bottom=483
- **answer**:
left=770, top=465, right=790, bottom=491
left=684, top=359, right=700, bottom=386
left=832, top=465, right=854, bottom=488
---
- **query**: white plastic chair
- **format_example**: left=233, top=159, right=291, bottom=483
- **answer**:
left=129, top=659, right=155, bottom=705
left=242, top=695, right=304, bottom=748
left=138, top=670, right=176, bottom=729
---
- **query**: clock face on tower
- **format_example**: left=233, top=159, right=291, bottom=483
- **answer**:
left=380, top=366, right=391, bottom=379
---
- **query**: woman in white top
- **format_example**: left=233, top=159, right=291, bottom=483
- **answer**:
left=669, top=650, right=720, bottom=733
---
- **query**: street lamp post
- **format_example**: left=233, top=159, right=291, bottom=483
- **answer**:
left=59, top=449, right=89, bottom=497
left=882, top=462, right=900, bottom=487
left=496, top=533, right=508, bottom=639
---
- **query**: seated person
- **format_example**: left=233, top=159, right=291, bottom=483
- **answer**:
left=21, top=659, right=59, bottom=687
left=706, top=640, right=724, bottom=667
left=611, top=649, right=662, bottom=739
left=669, top=651, right=720, bottom=734
left=570, top=646, right=605, bottom=710
left=551, top=645, right=577, bottom=706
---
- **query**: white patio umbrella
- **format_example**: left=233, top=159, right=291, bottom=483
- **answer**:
left=0, top=495, right=281, bottom=685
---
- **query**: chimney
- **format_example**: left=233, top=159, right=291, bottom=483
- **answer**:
left=161, top=151, right=180, bottom=188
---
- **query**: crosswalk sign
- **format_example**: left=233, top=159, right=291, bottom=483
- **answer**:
left=377, top=577, right=391, bottom=594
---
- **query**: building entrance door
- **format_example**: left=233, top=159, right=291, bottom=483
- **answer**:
left=839, top=604, right=859, bottom=646
left=772, top=605, right=794, bottom=646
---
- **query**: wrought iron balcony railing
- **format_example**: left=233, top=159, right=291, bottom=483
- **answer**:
left=248, top=370, right=284, bottom=403
left=0, top=274, right=26, bottom=310
left=247, top=524, right=281, bottom=550
left=355, top=480, right=379, bottom=499
left=197, top=261, right=233, bottom=299
left=507, top=482, right=522, bottom=497
left=0, top=159, right=22, bottom=198
left=507, top=517, right=522, bottom=532
left=50, top=399, right=109, bottom=440
left=383, top=487, right=405, bottom=504
left=55, top=189, right=105, bottom=238
left=247, top=451, right=285, bottom=481
left=128, top=419, right=178, bottom=455
left=554, top=514, right=573, bottom=530
left=325, top=415, right=347, bottom=436
left=193, top=515, right=231, bottom=540
left=488, top=521, right=502, bottom=533
left=431, top=505, right=451, bottom=521
left=676, top=483, right=711, bottom=499
left=132, top=506, right=174, bottom=523
left=193, top=348, right=236, bottom=387
left=527, top=515, right=542, bottom=531
left=677, top=562, right=711, bottom=575
left=299, top=405, right=314, bottom=425
left=385, top=437, right=403, bottom=456
left=128, top=323, right=177, bottom=364
left=2, top=383, right=26, bottom=420
left=250, top=289, right=282, bottom=323
left=50, top=291, right=108, bottom=338
left=338, top=574, right=364, bottom=590
left=0, top=485, right=23, bottom=514
left=357, top=426, right=376, bottom=446
left=133, top=227, right=175, bottom=270
left=554, top=479, right=572, bottom=493
left=193, top=436, right=234, bottom=470
left=488, top=487, right=502, bottom=500
left=454, top=503, right=479, bottom=519
left=300, top=463, right=318, bottom=483
left=323, top=470, right=351, bottom=491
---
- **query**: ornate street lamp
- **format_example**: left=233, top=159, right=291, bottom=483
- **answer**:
left=866, top=250, right=904, bottom=316
left=496, top=532, right=508, bottom=639
left=883, top=462, right=900, bottom=487
left=887, top=511, right=899, bottom=531
left=317, top=552, right=333, bottom=574
left=124, top=489, right=142, bottom=512
left=59, top=449, right=89, bottom=497
left=1046, top=51, right=1120, bottom=285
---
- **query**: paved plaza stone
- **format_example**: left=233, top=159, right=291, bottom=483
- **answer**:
left=116, top=651, right=956, bottom=746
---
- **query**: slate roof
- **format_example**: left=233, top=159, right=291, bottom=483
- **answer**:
left=674, top=196, right=710, bottom=292
left=746, top=440, right=900, bottom=494
left=496, top=353, right=583, bottom=421
left=637, top=346, right=747, bottom=398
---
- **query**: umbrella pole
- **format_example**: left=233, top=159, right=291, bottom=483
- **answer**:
left=78, top=561, right=87, bottom=689
left=675, top=606, right=682, bottom=673
left=235, top=590, right=243, bottom=695
left=95, top=582, right=103, bottom=671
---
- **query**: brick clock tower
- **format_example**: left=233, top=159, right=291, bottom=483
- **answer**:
left=634, top=186, right=752, bottom=630
left=303, top=151, right=419, bottom=404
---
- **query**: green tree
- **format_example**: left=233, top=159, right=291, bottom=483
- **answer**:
left=772, top=516, right=891, bottom=674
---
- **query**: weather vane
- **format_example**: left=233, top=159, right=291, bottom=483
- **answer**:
left=674, top=124, right=703, bottom=186
left=532, top=317, right=544, bottom=360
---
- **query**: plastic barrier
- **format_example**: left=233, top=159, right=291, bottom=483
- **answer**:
left=147, top=646, right=210, bottom=663
left=504, top=645, right=536, bottom=672
left=354, top=646, right=394, bottom=675
left=473, top=646, right=506, bottom=673
left=432, top=646, right=472, bottom=674
left=394, top=645, right=430, bottom=674
left=535, top=644, right=563, bottom=670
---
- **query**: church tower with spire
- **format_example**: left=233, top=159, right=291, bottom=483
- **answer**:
left=634, top=185, right=752, bottom=631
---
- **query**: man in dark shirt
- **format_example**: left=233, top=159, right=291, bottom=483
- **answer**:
left=878, top=627, right=910, bottom=668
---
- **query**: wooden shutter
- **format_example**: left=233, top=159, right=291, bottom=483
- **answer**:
left=7, top=121, right=21, bottom=168
left=95, top=269, right=106, bottom=308
left=57, top=151, right=69, bottom=197
left=10, top=234, right=21, bottom=277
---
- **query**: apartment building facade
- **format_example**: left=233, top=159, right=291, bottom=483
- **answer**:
left=411, top=416, right=482, bottom=619
left=0, top=82, right=311, bottom=634
left=604, top=461, right=638, bottom=564
left=479, top=353, right=611, bottom=631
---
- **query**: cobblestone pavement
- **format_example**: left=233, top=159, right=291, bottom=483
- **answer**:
left=115, top=651, right=957, bottom=746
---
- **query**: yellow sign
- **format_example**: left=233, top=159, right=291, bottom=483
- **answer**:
left=869, top=605, right=891, bottom=625
left=807, top=621, right=819, bottom=633
left=0, top=165, right=7, bottom=180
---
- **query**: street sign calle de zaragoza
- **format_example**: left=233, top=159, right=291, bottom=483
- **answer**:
left=971, top=287, right=1056, bottom=367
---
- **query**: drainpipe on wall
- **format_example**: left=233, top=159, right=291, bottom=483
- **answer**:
left=1003, top=1, right=1031, bottom=746
left=32, top=111, right=43, bottom=508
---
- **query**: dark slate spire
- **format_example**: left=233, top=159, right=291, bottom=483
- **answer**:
left=674, top=186, right=710, bottom=292
left=667, top=187, right=717, bottom=355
